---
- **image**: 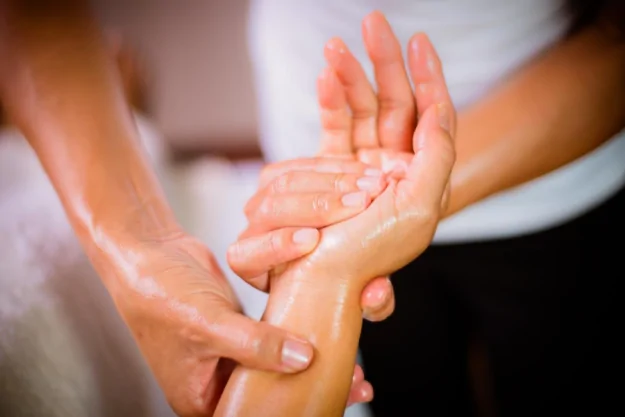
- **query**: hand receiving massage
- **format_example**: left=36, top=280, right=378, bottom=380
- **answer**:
left=216, top=12, right=455, bottom=417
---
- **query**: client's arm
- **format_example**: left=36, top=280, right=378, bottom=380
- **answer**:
left=215, top=31, right=455, bottom=416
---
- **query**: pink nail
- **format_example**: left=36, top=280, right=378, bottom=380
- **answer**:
left=356, top=177, right=382, bottom=192
left=342, top=191, right=368, bottom=207
left=364, top=168, right=382, bottom=177
left=282, top=339, right=313, bottom=371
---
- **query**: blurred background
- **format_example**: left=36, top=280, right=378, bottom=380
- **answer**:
left=92, top=0, right=262, bottom=158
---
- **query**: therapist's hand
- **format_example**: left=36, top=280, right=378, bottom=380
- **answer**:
left=228, top=156, right=396, bottom=323
left=114, top=232, right=373, bottom=415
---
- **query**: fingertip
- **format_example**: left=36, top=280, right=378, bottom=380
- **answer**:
left=408, top=32, right=430, bottom=54
left=348, top=381, right=374, bottom=406
left=362, top=276, right=394, bottom=321
left=362, top=10, right=386, bottom=33
left=324, top=37, right=347, bottom=62
left=360, top=381, right=374, bottom=403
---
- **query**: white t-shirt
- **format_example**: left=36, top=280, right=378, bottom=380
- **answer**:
left=247, top=0, right=625, bottom=244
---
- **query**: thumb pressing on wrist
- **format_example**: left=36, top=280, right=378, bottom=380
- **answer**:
left=213, top=308, right=314, bottom=374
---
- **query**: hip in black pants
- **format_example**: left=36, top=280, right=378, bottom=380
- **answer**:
left=360, top=187, right=624, bottom=417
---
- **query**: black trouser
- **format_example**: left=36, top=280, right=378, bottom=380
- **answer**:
left=360, top=187, right=624, bottom=417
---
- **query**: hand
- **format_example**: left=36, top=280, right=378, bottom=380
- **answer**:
left=281, top=13, right=456, bottom=288
left=321, top=11, right=455, bottom=211
left=228, top=157, right=395, bottom=323
left=112, top=233, right=372, bottom=415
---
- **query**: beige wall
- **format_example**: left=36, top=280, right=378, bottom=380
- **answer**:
left=94, top=0, right=258, bottom=150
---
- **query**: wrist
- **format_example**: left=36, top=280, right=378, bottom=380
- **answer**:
left=442, top=110, right=494, bottom=219
left=65, top=160, right=184, bottom=292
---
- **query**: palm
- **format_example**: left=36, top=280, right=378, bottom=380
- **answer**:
left=295, top=13, right=456, bottom=285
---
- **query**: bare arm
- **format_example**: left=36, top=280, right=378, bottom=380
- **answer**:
left=0, top=3, right=338, bottom=415
left=0, top=0, right=180, bottom=281
left=447, top=2, right=625, bottom=216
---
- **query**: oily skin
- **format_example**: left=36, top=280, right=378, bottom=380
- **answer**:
left=0, top=0, right=391, bottom=414
left=215, top=14, right=456, bottom=417
left=230, top=11, right=453, bottom=329
left=229, top=5, right=625, bottom=415
left=233, top=4, right=625, bottom=263
left=225, top=4, right=625, bottom=413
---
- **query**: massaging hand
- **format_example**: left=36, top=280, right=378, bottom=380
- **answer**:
left=116, top=231, right=377, bottom=415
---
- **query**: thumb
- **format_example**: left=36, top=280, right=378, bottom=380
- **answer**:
left=405, top=103, right=455, bottom=212
left=212, top=310, right=314, bottom=374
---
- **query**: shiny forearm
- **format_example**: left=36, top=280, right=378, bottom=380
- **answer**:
left=444, top=19, right=625, bottom=217
left=216, top=267, right=363, bottom=417
left=0, top=0, right=181, bottom=283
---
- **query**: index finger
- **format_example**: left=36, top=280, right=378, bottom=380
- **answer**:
left=259, top=158, right=379, bottom=188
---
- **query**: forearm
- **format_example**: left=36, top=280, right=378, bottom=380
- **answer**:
left=215, top=268, right=363, bottom=417
left=0, top=0, right=180, bottom=291
left=446, top=16, right=625, bottom=217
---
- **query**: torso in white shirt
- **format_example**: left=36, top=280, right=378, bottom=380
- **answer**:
left=247, top=0, right=625, bottom=244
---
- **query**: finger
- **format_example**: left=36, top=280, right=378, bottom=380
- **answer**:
left=227, top=228, right=320, bottom=288
left=347, top=365, right=373, bottom=406
left=246, top=172, right=386, bottom=229
left=362, top=11, right=416, bottom=152
left=347, top=381, right=374, bottom=406
left=353, top=364, right=365, bottom=385
left=317, top=67, right=353, bottom=156
left=244, top=191, right=372, bottom=234
left=212, top=311, right=314, bottom=373
left=407, top=33, right=456, bottom=136
left=262, top=171, right=388, bottom=196
left=324, top=37, right=379, bottom=149
left=405, top=104, right=455, bottom=213
left=259, top=158, right=376, bottom=188
left=361, top=276, right=396, bottom=322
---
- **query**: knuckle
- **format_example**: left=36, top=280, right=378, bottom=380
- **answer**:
left=259, top=164, right=275, bottom=184
left=266, top=231, right=284, bottom=257
left=311, top=194, right=331, bottom=213
left=243, top=197, right=256, bottom=218
left=271, top=172, right=293, bottom=194
left=333, top=173, right=349, bottom=193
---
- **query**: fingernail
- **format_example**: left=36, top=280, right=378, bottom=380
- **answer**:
left=292, top=228, right=319, bottom=246
left=356, top=177, right=383, bottom=192
left=364, top=168, right=382, bottom=177
left=282, top=339, right=313, bottom=371
left=437, top=103, right=451, bottom=134
left=342, top=191, right=368, bottom=207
